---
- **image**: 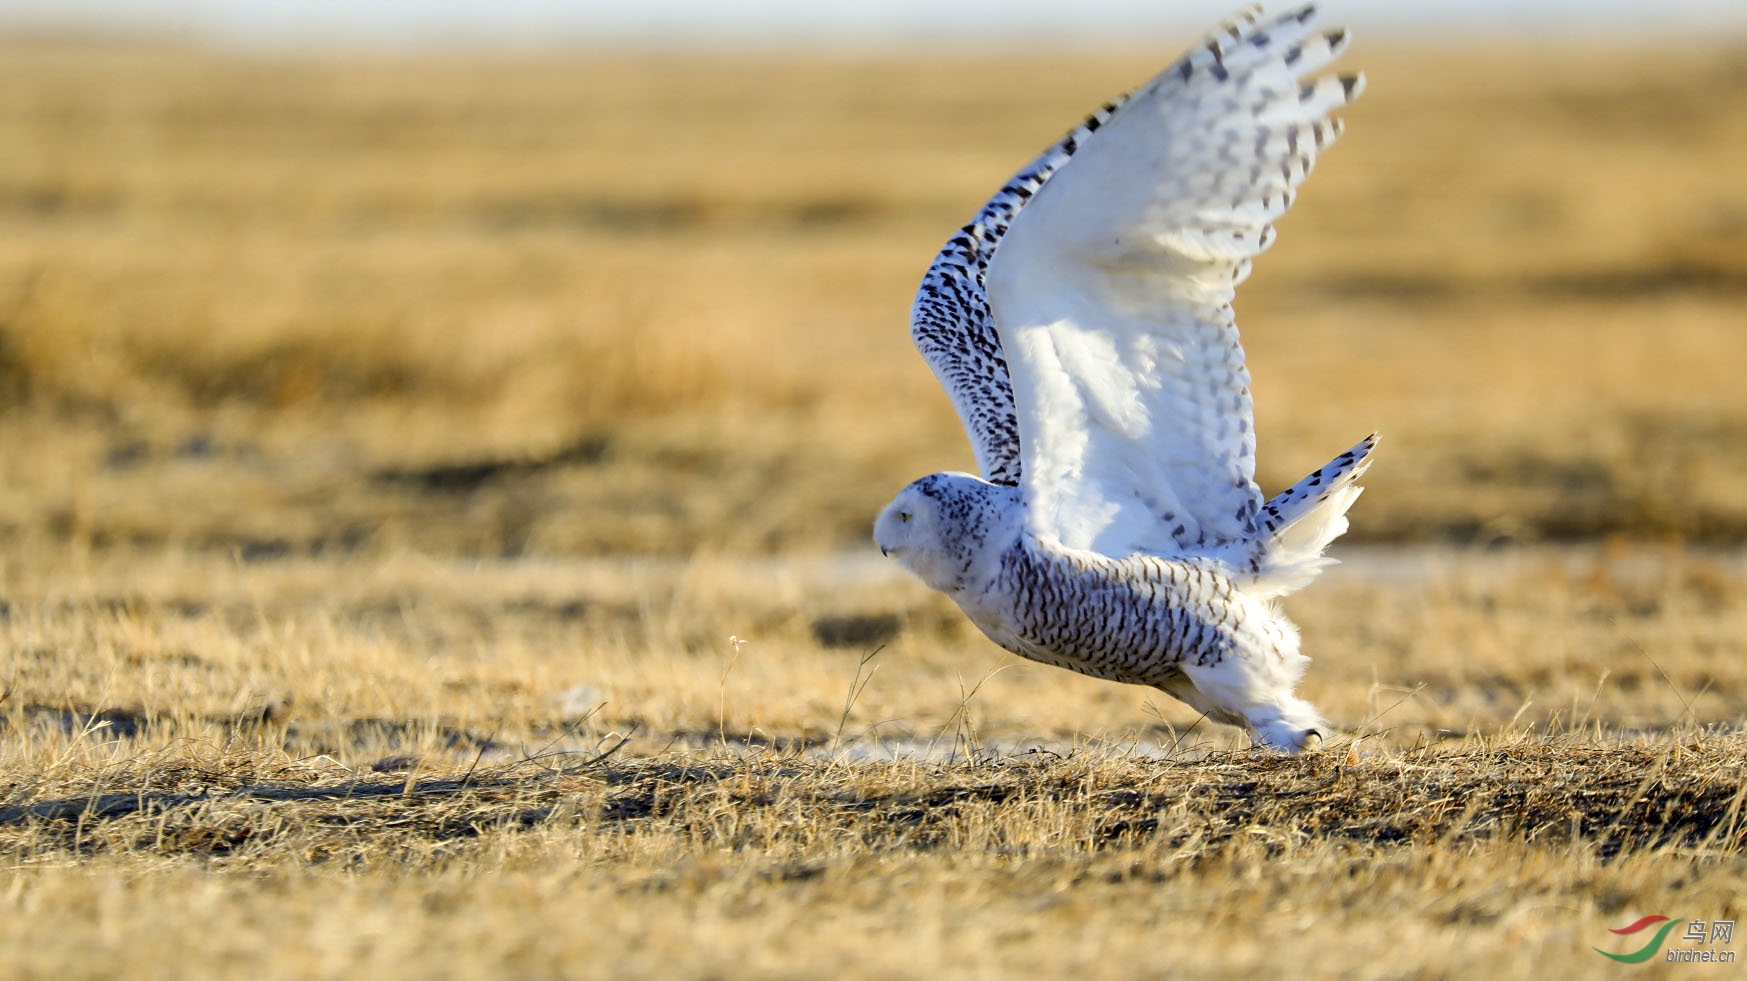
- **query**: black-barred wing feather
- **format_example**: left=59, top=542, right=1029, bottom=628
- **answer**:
left=910, top=7, right=1275, bottom=487
left=985, top=4, right=1361, bottom=557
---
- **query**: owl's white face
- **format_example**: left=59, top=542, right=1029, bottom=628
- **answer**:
left=874, top=472, right=1019, bottom=594
left=874, top=484, right=957, bottom=590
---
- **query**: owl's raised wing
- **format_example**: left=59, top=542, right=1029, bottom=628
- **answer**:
left=909, top=97, right=1137, bottom=486
left=909, top=9, right=1279, bottom=486
left=985, top=4, right=1360, bottom=557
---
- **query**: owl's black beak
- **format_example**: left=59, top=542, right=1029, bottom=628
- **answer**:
left=880, top=546, right=890, bottom=557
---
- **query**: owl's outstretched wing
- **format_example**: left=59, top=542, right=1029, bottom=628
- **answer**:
left=907, top=7, right=1277, bottom=487
left=986, top=4, right=1361, bottom=557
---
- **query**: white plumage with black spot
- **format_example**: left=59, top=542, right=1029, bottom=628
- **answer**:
left=875, top=4, right=1377, bottom=752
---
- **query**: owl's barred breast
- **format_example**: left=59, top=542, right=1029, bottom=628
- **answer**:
left=955, top=537, right=1294, bottom=689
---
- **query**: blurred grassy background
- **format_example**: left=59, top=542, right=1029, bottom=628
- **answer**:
left=4, top=36, right=1747, bottom=979
left=1, top=40, right=1746, bottom=558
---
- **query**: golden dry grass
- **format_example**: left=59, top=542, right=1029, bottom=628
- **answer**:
left=2, top=546, right=1746, bottom=977
left=1, top=34, right=1746, bottom=979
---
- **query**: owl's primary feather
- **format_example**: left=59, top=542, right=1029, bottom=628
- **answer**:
left=876, top=4, right=1376, bottom=752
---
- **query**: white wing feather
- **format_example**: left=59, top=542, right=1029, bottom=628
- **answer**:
left=909, top=6, right=1272, bottom=488
left=986, top=4, right=1361, bottom=557
left=909, top=97, right=1134, bottom=486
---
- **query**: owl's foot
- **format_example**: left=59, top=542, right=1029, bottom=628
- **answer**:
left=1246, top=700, right=1327, bottom=754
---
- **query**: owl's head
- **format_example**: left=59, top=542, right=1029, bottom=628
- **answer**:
left=874, top=472, right=1018, bottom=593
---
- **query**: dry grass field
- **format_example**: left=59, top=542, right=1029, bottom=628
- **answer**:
left=1, top=29, right=1745, bottom=979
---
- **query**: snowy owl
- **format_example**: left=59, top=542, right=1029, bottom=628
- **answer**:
left=874, top=4, right=1376, bottom=752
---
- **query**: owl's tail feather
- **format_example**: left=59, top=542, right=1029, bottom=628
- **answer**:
left=1244, top=433, right=1378, bottom=598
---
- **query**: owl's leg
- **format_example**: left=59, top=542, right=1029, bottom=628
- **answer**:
left=1176, top=658, right=1327, bottom=753
left=1153, top=668, right=1247, bottom=729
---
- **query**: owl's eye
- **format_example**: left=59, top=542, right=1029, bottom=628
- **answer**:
left=897, top=511, right=911, bottom=523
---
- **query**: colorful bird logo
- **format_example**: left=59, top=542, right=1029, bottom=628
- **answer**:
left=1593, top=915, right=1681, bottom=963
